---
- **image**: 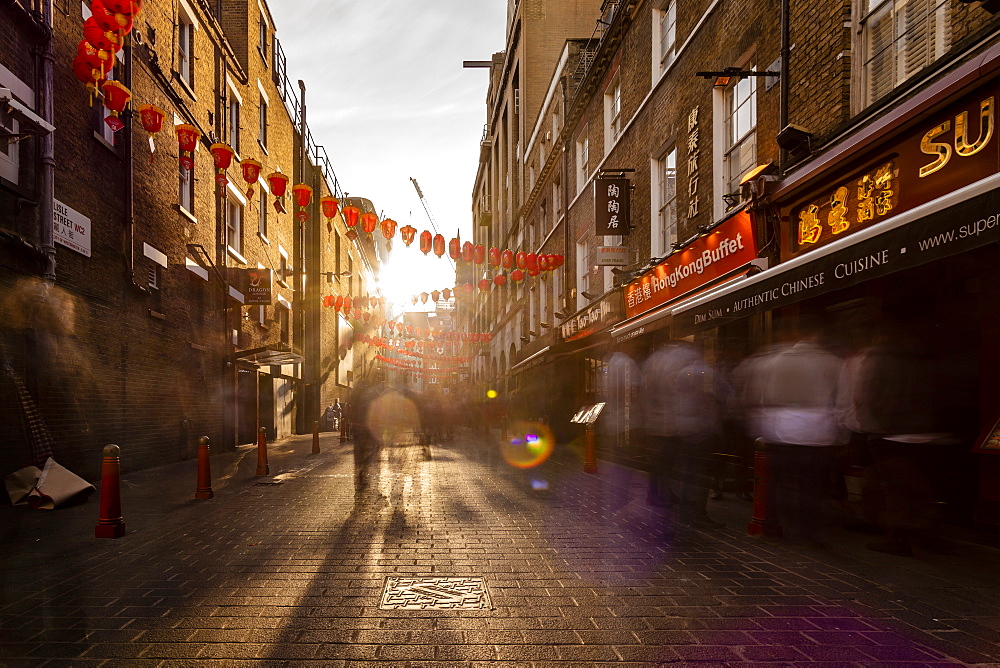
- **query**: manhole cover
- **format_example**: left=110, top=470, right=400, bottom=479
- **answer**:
left=380, top=576, right=492, bottom=610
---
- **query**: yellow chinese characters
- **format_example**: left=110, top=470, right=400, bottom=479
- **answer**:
left=797, top=162, right=897, bottom=248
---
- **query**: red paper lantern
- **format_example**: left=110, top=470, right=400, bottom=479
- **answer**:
left=138, top=103, right=163, bottom=134
left=266, top=172, right=289, bottom=213
left=448, top=237, right=461, bottom=260
left=320, top=196, right=339, bottom=220
left=91, top=0, right=133, bottom=33
left=420, top=292, right=429, bottom=303
left=360, top=212, right=378, bottom=236
left=104, top=0, right=142, bottom=21
left=493, top=274, right=507, bottom=287
left=473, top=244, right=486, bottom=264
left=526, top=252, right=538, bottom=271
left=489, top=247, right=500, bottom=267
left=72, top=56, right=105, bottom=97
left=419, top=230, right=432, bottom=254
left=363, top=312, right=371, bottom=323
left=442, top=288, right=452, bottom=300
left=292, top=183, right=312, bottom=208
left=515, top=251, right=527, bottom=269
left=400, top=225, right=416, bottom=246
left=555, top=254, right=565, bottom=267
left=240, top=158, right=261, bottom=198
left=381, top=218, right=397, bottom=247
left=77, top=40, right=111, bottom=77
left=83, top=17, right=123, bottom=58
left=511, top=269, right=524, bottom=282
left=100, top=80, right=130, bottom=132
left=431, top=290, right=441, bottom=302
left=539, top=255, right=550, bottom=271
left=343, top=296, right=352, bottom=312
left=527, top=266, right=540, bottom=277
left=334, top=295, right=344, bottom=311
left=175, top=123, right=200, bottom=171
left=210, top=143, right=235, bottom=187
left=501, top=249, right=514, bottom=269
left=432, top=234, right=445, bottom=258
left=343, top=205, right=360, bottom=230
left=478, top=279, right=490, bottom=292
left=323, top=296, right=334, bottom=308
left=461, top=241, right=474, bottom=263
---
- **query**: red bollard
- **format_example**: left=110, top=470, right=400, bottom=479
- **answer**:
left=255, top=427, right=269, bottom=476
left=583, top=424, right=599, bottom=474
left=194, top=436, right=214, bottom=499
left=747, top=438, right=781, bottom=537
left=95, top=444, right=125, bottom=538
left=312, top=421, right=320, bottom=454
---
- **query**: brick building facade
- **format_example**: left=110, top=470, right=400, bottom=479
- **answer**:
left=0, top=0, right=372, bottom=481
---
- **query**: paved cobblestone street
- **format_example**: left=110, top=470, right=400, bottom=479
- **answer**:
left=3, top=430, right=1000, bottom=666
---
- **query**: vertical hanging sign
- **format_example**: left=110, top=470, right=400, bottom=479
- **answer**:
left=594, top=176, right=631, bottom=235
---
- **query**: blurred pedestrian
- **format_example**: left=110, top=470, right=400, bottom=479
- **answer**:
left=600, top=342, right=644, bottom=457
left=641, top=340, right=726, bottom=529
left=738, top=328, right=846, bottom=546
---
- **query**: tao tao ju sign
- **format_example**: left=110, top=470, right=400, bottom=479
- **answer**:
left=595, top=176, right=631, bottom=235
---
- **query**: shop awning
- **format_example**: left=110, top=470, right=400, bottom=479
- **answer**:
left=234, top=344, right=303, bottom=366
left=670, top=175, right=1000, bottom=335
left=610, top=259, right=767, bottom=343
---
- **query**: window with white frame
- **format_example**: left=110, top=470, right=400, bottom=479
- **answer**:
left=861, top=0, right=951, bottom=107
left=258, top=10, right=269, bottom=64
left=576, top=237, right=590, bottom=309
left=0, top=109, right=20, bottom=184
left=258, top=94, right=267, bottom=150
left=553, top=176, right=562, bottom=217
left=653, top=147, right=677, bottom=257
left=723, top=75, right=757, bottom=195
left=657, top=1, right=677, bottom=74
left=178, top=15, right=194, bottom=87
left=93, top=60, right=120, bottom=146
left=227, top=88, right=240, bottom=153
left=605, top=74, right=623, bottom=148
left=226, top=194, right=243, bottom=255
left=258, top=187, right=268, bottom=238
left=178, top=152, right=194, bottom=213
left=576, top=128, right=589, bottom=192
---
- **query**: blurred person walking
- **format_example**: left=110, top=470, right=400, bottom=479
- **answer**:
left=737, top=328, right=846, bottom=546
left=641, top=340, right=726, bottom=529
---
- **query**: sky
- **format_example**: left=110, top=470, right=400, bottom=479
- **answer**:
left=269, top=0, right=508, bottom=304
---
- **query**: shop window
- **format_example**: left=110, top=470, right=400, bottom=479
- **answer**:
left=861, top=0, right=951, bottom=107
left=0, top=110, right=20, bottom=184
left=652, top=147, right=677, bottom=257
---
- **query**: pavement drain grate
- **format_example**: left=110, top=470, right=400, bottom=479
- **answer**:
left=380, top=576, right=492, bottom=610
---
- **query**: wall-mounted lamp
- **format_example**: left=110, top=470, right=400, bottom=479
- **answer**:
left=670, top=241, right=685, bottom=251
left=721, top=192, right=741, bottom=209
left=696, top=66, right=780, bottom=87
left=581, top=291, right=598, bottom=300
left=319, top=271, right=352, bottom=282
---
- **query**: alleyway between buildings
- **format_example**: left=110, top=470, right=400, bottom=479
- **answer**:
left=3, top=430, right=1000, bottom=666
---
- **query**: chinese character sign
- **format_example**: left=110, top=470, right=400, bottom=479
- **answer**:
left=594, top=177, right=631, bottom=235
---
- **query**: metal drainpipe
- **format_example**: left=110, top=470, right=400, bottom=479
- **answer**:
left=297, top=79, right=310, bottom=432
left=560, top=74, right=571, bottom=317
left=39, top=0, right=56, bottom=284
left=779, top=0, right=791, bottom=172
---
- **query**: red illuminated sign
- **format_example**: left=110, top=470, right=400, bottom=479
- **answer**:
left=623, top=210, right=758, bottom=319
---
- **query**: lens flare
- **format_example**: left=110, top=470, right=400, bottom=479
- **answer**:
left=501, top=421, right=554, bottom=469
left=486, top=389, right=498, bottom=399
